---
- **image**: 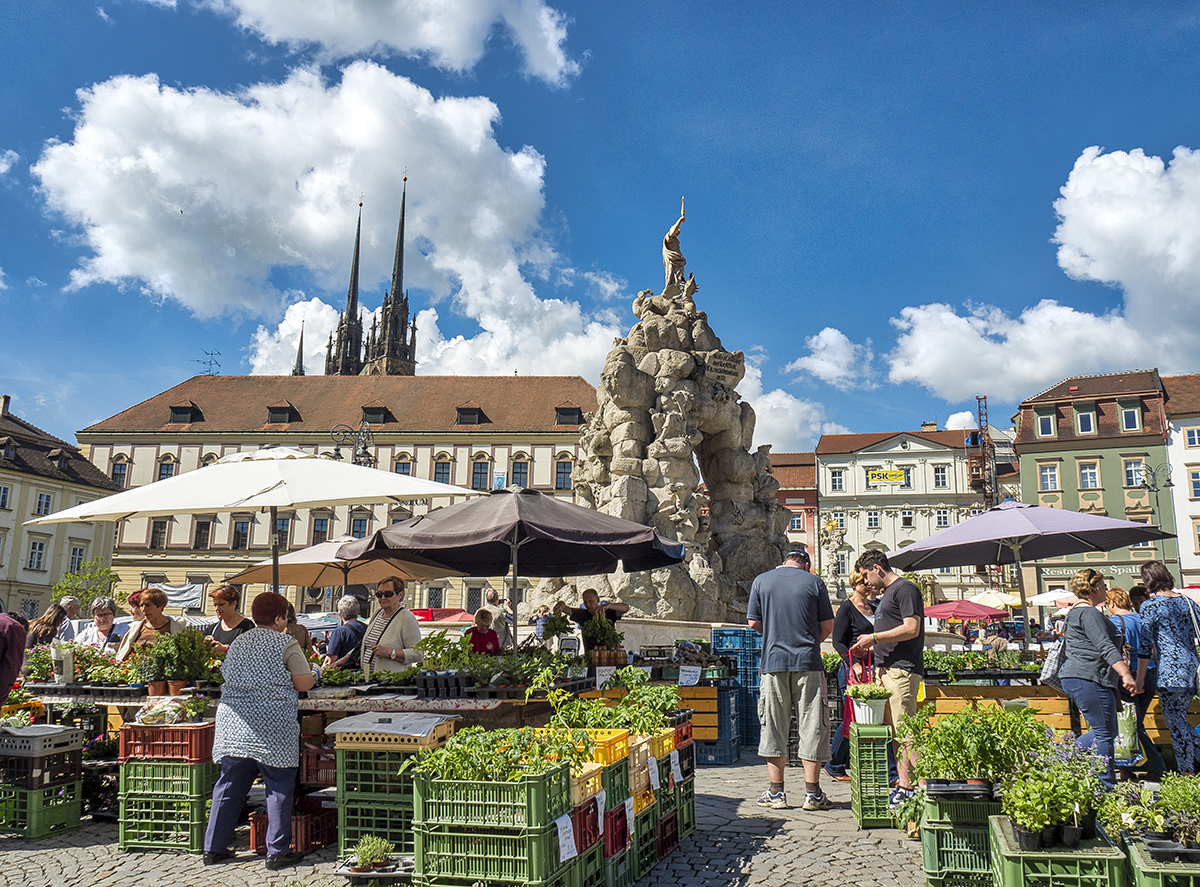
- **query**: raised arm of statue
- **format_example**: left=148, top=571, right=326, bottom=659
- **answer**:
left=662, top=208, right=687, bottom=292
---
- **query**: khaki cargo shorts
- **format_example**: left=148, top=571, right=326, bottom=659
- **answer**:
left=757, top=671, right=830, bottom=761
left=879, top=667, right=921, bottom=730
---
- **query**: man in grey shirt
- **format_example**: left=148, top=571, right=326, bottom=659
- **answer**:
left=747, top=549, right=835, bottom=810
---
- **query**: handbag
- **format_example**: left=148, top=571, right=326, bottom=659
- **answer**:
left=1184, top=595, right=1200, bottom=696
left=1039, top=636, right=1068, bottom=692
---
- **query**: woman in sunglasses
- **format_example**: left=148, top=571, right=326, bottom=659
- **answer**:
left=359, top=576, right=423, bottom=678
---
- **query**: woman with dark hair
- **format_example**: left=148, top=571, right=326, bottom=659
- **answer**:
left=1058, top=567, right=1136, bottom=788
left=25, top=603, right=68, bottom=649
left=1137, top=561, right=1200, bottom=773
left=203, top=591, right=317, bottom=871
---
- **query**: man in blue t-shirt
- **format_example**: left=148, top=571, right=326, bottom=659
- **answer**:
left=747, top=549, right=835, bottom=811
left=323, top=595, right=368, bottom=671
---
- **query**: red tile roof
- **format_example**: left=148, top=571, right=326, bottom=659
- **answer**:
left=0, top=407, right=119, bottom=492
left=80, top=375, right=598, bottom=435
left=1022, top=369, right=1162, bottom=404
left=1163, top=374, right=1200, bottom=415
left=815, top=430, right=970, bottom=454
left=768, top=451, right=815, bottom=489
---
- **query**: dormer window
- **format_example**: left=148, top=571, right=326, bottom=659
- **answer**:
left=47, top=448, right=70, bottom=472
left=169, top=401, right=199, bottom=424
left=0, top=437, right=17, bottom=461
left=455, top=405, right=488, bottom=425
left=267, top=401, right=296, bottom=424
left=555, top=406, right=584, bottom=425
left=361, top=401, right=388, bottom=425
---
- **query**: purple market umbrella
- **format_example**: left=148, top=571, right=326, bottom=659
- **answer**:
left=336, top=486, right=686, bottom=604
left=888, top=499, right=1174, bottom=647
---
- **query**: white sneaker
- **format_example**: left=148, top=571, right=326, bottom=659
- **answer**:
left=802, top=791, right=833, bottom=811
left=756, top=789, right=787, bottom=809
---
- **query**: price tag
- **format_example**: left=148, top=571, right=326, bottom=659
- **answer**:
left=595, top=666, right=617, bottom=691
left=624, top=796, right=635, bottom=845
left=595, top=791, right=606, bottom=834
left=555, top=813, right=577, bottom=861
left=670, top=749, right=684, bottom=782
left=648, top=759, right=661, bottom=790
left=678, top=665, right=701, bottom=686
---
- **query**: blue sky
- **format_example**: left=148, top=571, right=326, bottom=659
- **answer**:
left=4, top=2, right=1200, bottom=453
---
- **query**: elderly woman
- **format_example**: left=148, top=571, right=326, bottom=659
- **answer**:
left=115, top=587, right=183, bottom=661
left=75, top=597, right=128, bottom=653
left=1137, top=561, right=1200, bottom=774
left=1059, top=567, right=1136, bottom=788
left=203, top=584, right=255, bottom=654
left=323, top=595, right=367, bottom=671
left=360, top=576, right=423, bottom=677
left=202, top=592, right=316, bottom=870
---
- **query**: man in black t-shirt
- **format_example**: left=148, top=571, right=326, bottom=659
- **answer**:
left=554, top=588, right=629, bottom=652
left=850, top=550, right=924, bottom=806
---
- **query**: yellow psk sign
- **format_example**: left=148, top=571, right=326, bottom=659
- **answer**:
left=867, top=469, right=907, bottom=485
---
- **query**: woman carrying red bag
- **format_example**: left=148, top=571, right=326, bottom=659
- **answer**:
left=824, top=570, right=878, bottom=781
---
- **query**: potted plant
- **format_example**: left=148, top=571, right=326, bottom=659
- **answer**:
left=1002, top=767, right=1062, bottom=850
left=846, top=683, right=891, bottom=725
left=131, top=642, right=168, bottom=696
left=180, top=695, right=211, bottom=722
left=350, top=835, right=390, bottom=872
left=172, top=630, right=215, bottom=685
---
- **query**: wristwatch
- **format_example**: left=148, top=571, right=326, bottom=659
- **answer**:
left=390, top=649, right=397, bottom=660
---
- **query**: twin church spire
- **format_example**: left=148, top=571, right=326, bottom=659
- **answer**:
left=320, top=179, right=418, bottom=377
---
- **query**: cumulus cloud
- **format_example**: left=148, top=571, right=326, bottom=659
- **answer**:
left=196, top=0, right=580, bottom=86
left=737, top=360, right=842, bottom=453
left=944, top=411, right=978, bottom=431
left=248, top=296, right=341, bottom=374
left=0, top=149, right=17, bottom=176
left=784, top=327, right=875, bottom=392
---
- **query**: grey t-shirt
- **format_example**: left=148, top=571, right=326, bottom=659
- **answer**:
left=746, top=565, right=834, bottom=674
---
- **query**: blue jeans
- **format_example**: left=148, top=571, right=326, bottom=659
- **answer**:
left=1061, top=677, right=1119, bottom=788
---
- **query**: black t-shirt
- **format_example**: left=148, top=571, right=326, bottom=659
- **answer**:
left=832, top=599, right=876, bottom=661
left=567, top=606, right=623, bottom=652
left=206, top=617, right=256, bottom=647
left=874, top=577, right=925, bottom=674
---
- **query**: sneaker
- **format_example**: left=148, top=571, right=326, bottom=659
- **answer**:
left=756, top=789, right=788, bottom=809
left=888, top=786, right=915, bottom=808
left=802, top=791, right=833, bottom=811
left=264, top=851, right=305, bottom=871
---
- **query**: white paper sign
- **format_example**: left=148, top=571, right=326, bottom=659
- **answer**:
left=555, top=813, right=577, bottom=861
left=677, top=665, right=701, bottom=686
left=595, top=791, right=606, bottom=834
left=595, top=666, right=617, bottom=691
left=648, top=759, right=661, bottom=790
left=670, top=749, right=684, bottom=782
left=624, top=796, right=635, bottom=840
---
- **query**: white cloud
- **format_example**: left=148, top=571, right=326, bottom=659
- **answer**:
left=581, top=270, right=628, bottom=302
left=784, top=327, right=875, bottom=392
left=0, top=267, right=7, bottom=290
left=945, top=411, right=978, bottom=431
left=26, top=277, right=47, bottom=288
left=1054, top=145, right=1200, bottom=352
left=736, top=361, right=838, bottom=452
left=248, top=296, right=341, bottom=374
left=197, top=0, right=580, bottom=86
left=0, top=149, right=17, bottom=176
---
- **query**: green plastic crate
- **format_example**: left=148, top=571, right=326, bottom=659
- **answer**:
left=633, top=801, right=657, bottom=844
left=577, top=840, right=604, bottom=887
left=414, top=763, right=571, bottom=829
left=632, top=811, right=659, bottom=881
left=603, top=847, right=633, bottom=887
left=677, top=779, right=696, bottom=840
left=924, top=797, right=1003, bottom=829
left=335, top=747, right=418, bottom=806
left=850, top=725, right=891, bottom=828
left=118, top=793, right=210, bottom=853
left=119, top=760, right=219, bottom=798
left=338, top=801, right=414, bottom=858
left=1127, top=829, right=1200, bottom=887
left=0, top=781, right=83, bottom=840
left=414, top=822, right=570, bottom=883
left=655, top=755, right=677, bottom=815
left=923, top=824, right=991, bottom=876
left=990, top=815, right=1125, bottom=887
left=601, top=758, right=629, bottom=811
left=413, top=867, right=573, bottom=887
left=925, top=873, right=994, bottom=887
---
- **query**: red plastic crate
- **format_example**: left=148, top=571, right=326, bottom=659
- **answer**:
left=673, top=720, right=692, bottom=749
left=248, top=805, right=336, bottom=854
left=572, top=798, right=601, bottom=854
left=656, top=809, right=679, bottom=859
left=603, top=803, right=630, bottom=858
left=119, top=723, right=214, bottom=763
left=298, top=743, right=336, bottom=787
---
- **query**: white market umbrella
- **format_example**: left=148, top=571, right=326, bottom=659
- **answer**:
left=27, top=447, right=477, bottom=592
left=966, top=590, right=1022, bottom=610
left=1028, top=590, right=1076, bottom=607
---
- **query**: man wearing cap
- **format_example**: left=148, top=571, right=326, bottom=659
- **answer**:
left=747, top=548, right=835, bottom=811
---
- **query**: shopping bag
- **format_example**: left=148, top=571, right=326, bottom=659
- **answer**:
left=1113, top=703, right=1137, bottom=763
left=1038, top=639, right=1067, bottom=692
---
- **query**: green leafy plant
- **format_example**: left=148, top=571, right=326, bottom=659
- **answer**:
left=405, top=726, right=590, bottom=782
left=902, top=703, right=1051, bottom=784
left=893, top=786, right=926, bottom=838
left=1158, top=774, right=1200, bottom=844
left=846, top=683, right=892, bottom=701
left=1001, top=736, right=1103, bottom=831
left=352, top=834, right=394, bottom=867
left=541, top=614, right=573, bottom=641
left=52, top=556, right=118, bottom=614
left=1002, top=769, right=1062, bottom=832
left=180, top=695, right=211, bottom=721
left=1097, top=782, right=1164, bottom=836
left=171, top=630, right=215, bottom=681
left=581, top=610, right=623, bottom=649
left=24, top=645, right=55, bottom=682
left=415, top=630, right=466, bottom=672
left=321, top=668, right=365, bottom=686
left=822, top=651, right=843, bottom=676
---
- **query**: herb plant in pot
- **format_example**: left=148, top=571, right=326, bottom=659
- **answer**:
left=1002, top=768, right=1061, bottom=850
left=846, top=683, right=891, bottom=725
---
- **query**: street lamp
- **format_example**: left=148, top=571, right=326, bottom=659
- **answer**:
left=1140, top=463, right=1173, bottom=562
left=330, top=422, right=376, bottom=467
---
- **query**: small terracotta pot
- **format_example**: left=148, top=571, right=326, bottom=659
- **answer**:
left=148, top=681, right=167, bottom=697
left=167, top=680, right=188, bottom=696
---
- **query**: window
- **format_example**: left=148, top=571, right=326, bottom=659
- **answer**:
left=1124, top=459, right=1144, bottom=488
left=1121, top=406, right=1141, bottom=432
left=1129, top=518, right=1153, bottom=548
left=1077, top=411, right=1095, bottom=434
left=1037, top=413, right=1055, bottom=437
left=111, top=462, right=127, bottom=489
left=169, top=405, right=194, bottom=423
left=555, top=407, right=583, bottom=425
left=835, top=553, right=847, bottom=575
left=1195, top=521, right=1200, bottom=554
left=69, top=546, right=85, bottom=573
left=511, top=460, right=529, bottom=488
left=465, top=586, right=483, bottom=614
left=866, top=511, right=881, bottom=529
left=312, top=517, right=329, bottom=546
left=193, top=520, right=211, bottom=550
left=1191, top=469, right=1200, bottom=500
left=275, top=517, right=290, bottom=546
left=1039, top=464, right=1059, bottom=491
left=471, top=459, right=491, bottom=492
left=362, top=406, right=387, bottom=424
left=935, top=509, right=950, bottom=528
left=394, top=459, right=411, bottom=475
left=864, top=467, right=878, bottom=491
left=149, top=520, right=168, bottom=549
left=351, top=517, right=368, bottom=539
left=232, top=520, right=250, bottom=550
left=267, top=406, right=292, bottom=424
left=427, top=586, right=444, bottom=608
left=27, top=540, right=45, bottom=571
left=0, top=530, right=5, bottom=565
left=157, top=461, right=175, bottom=482
left=971, top=507, right=984, bottom=516
left=1188, top=428, right=1200, bottom=448
left=434, top=459, right=451, bottom=484
left=0, top=485, right=8, bottom=509
left=1079, top=462, right=1099, bottom=490
left=933, top=465, right=948, bottom=489
left=555, top=459, right=573, bottom=490
left=830, top=469, right=844, bottom=492
left=901, top=510, right=914, bottom=529
left=789, top=512, right=804, bottom=531
left=831, top=511, right=846, bottom=529
left=35, top=492, right=53, bottom=516
left=455, top=407, right=484, bottom=425
left=938, top=566, right=952, bottom=574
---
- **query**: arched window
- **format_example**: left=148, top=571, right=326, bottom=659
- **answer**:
left=110, top=454, right=131, bottom=489
left=157, top=454, right=178, bottom=482
left=394, top=454, right=412, bottom=476
left=471, top=453, right=492, bottom=491
left=510, top=453, right=530, bottom=488
left=433, top=453, right=453, bottom=485
left=555, top=452, right=573, bottom=491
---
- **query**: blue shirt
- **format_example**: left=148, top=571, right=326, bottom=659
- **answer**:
left=1110, top=611, right=1153, bottom=672
left=326, top=619, right=368, bottom=669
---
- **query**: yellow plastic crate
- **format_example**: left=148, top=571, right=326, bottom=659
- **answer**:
left=649, top=728, right=675, bottom=759
left=570, top=762, right=604, bottom=807
left=537, top=728, right=629, bottom=766
left=633, top=786, right=656, bottom=815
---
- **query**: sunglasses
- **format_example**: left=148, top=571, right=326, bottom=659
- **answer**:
left=375, top=590, right=398, bottom=599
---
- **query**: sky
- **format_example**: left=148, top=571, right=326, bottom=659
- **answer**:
left=5, top=2, right=1200, bottom=455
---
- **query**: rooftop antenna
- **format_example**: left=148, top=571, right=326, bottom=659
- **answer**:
left=194, top=349, right=222, bottom=375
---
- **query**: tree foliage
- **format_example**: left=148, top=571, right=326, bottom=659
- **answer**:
left=52, top=556, right=119, bottom=612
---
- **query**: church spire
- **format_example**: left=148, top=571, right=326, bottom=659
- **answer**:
left=291, top=320, right=305, bottom=376
left=346, top=201, right=362, bottom=322
left=389, top=176, right=406, bottom=306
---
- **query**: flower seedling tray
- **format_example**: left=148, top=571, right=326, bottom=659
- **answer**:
left=413, top=762, right=571, bottom=829
left=1127, top=829, right=1200, bottom=886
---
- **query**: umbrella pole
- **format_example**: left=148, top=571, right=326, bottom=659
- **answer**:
left=1010, top=542, right=1030, bottom=653
left=271, top=505, right=280, bottom=595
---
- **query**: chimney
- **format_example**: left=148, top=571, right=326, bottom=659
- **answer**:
left=0, top=395, right=8, bottom=416
left=921, top=420, right=938, bottom=432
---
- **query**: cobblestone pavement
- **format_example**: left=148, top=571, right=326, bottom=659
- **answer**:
left=0, top=755, right=923, bottom=887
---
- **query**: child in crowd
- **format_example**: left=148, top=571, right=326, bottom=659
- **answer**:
left=465, top=608, right=501, bottom=655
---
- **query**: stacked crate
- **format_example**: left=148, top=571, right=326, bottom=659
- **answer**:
left=712, top=626, right=762, bottom=750
left=298, top=713, right=336, bottom=790
left=921, top=797, right=1002, bottom=887
left=117, top=722, right=217, bottom=853
left=687, top=683, right=741, bottom=765
left=0, top=727, right=84, bottom=840
left=673, top=716, right=696, bottom=843
left=600, top=740, right=634, bottom=887
left=849, top=724, right=892, bottom=829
